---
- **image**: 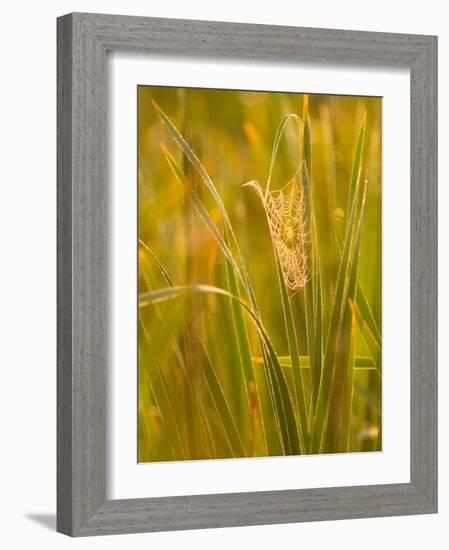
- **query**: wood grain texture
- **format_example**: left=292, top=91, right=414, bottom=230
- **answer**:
left=57, top=12, right=438, bottom=536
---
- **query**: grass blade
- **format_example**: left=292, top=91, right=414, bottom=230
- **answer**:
left=301, top=98, right=320, bottom=410
left=310, top=114, right=367, bottom=453
left=347, top=112, right=367, bottom=214
left=153, top=100, right=264, bottom=323
left=139, top=284, right=300, bottom=455
left=161, top=144, right=245, bottom=287
left=194, top=336, right=246, bottom=458
left=252, top=355, right=376, bottom=370
left=157, top=112, right=293, bottom=454
left=274, top=253, right=309, bottom=453
left=326, top=206, right=364, bottom=452
left=139, top=245, right=246, bottom=458
left=224, top=226, right=269, bottom=456
left=138, top=315, right=187, bottom=460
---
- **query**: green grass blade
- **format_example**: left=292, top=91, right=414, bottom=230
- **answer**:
left=194, top=337, right=246, bottom=458
left=139, top=284, right=300, bottom=455
left=162, top=141, right=280, bottom=454
left=346, top=113, right=367, bottom=215
left=157, top=113, right=292, bottom=453
left=153, top=100, right=263, bottom=320
left=313, top=180, right=367, bottom=453
left=224, top=226, right=269, bottom=456
left=335, top=232, right=381, bottom=355
left=312, top=258, right=323, bottom=424
left=252, top=355, right=376, bottom=370
left=152, top=100, right=233, bottom=229
left=310, top=114, right=367, bottom=453
left=138, top=315, right=187, bottom=460
left=326, top=209, right=364, bottom=452
left=301, top=98, right=320, bottom=411
left=274, top=253, right=309, bottom=453
left=354, top=288, right=382, bottom=355
left=153, top=101, right=243, bottom=268
left=139, top=238, right=174, bottom=286
left=161, top=145, right=245, bottom=287
left=351, top=297, right=382, bottom=378
left=265, top=113, right=303, bottom=195
left=300, top=162, right=318, bottom=414
left=354, top=381, right=381, bottom=412
left=139, top=245, right=246, bottom=458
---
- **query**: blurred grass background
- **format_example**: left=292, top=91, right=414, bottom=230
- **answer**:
left=138, top=86, right=381, bottom=462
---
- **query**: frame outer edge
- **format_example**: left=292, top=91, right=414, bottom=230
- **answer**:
left=410, top=36, right=438, bottom=511
left=57, top=13, right=74, bottom=536
left=57, top=12, right=438, bottom=536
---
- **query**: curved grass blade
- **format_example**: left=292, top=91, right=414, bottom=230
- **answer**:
left=139, top=284, right=300, bottom=455
left=247, top=174, right=309, bottom=452
left=139, top=238, right=174, bottom=286
left=154, top=102, right=301, bottom=454
left=139, top=244, right=246, bottom=458
left=265, top=113, right=303, bottom=196
left=153, top=100, right=262, bottom=319
left=162, top=141, right=276, bottom=454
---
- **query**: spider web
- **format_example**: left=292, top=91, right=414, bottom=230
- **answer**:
left=263, top=178, right=310, bottom=294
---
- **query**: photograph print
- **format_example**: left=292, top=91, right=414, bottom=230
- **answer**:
left=137, top=86, right=382, bottom=463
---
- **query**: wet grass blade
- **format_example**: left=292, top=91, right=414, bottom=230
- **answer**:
left=335, top=232, right=381, bottom=355
left=158, top=112, right=290, bottom=453
left=313, top=180, right=367, bottom=453
left=162, top=141, right=276, bottom=454
left=224, top=226, right=268, bottom=455
left=139, top=284, right=300, bottom=455
left=153, top=101, right=243, bottom=267
left=301, top=98, right=319, bottom=411
left=354, top=288, right=382, bottom=354
left=266, top=113, right=303, bottom=195
left=153, top=100, right=263, bottom=321
left=310, top=115, right=367, bottom=453
left=274, top=253, right=309, bottom=453
left=195, top=336, right=246, bottom=458
left=139, top=245, right=246, bottom=458
left=350, top=297, right=382, bottom=378
left=347, top=113, right=367, bottom=214
left=161, top=145, right=245, bottom=287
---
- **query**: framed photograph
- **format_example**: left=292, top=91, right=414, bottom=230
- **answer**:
left=57, top=12, right=437, bottom=536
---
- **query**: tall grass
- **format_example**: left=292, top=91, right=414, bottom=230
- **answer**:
left=138, top=88, right=382, bottom=461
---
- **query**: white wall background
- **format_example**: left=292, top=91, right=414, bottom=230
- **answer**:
left=0, top=1, right=444, bottom=548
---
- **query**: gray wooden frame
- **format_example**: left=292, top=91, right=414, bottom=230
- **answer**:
left=57, top=12, right=438, bottom=537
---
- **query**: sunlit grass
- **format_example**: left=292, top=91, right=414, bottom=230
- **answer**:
left=138, top=87, right=382, bottom=462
